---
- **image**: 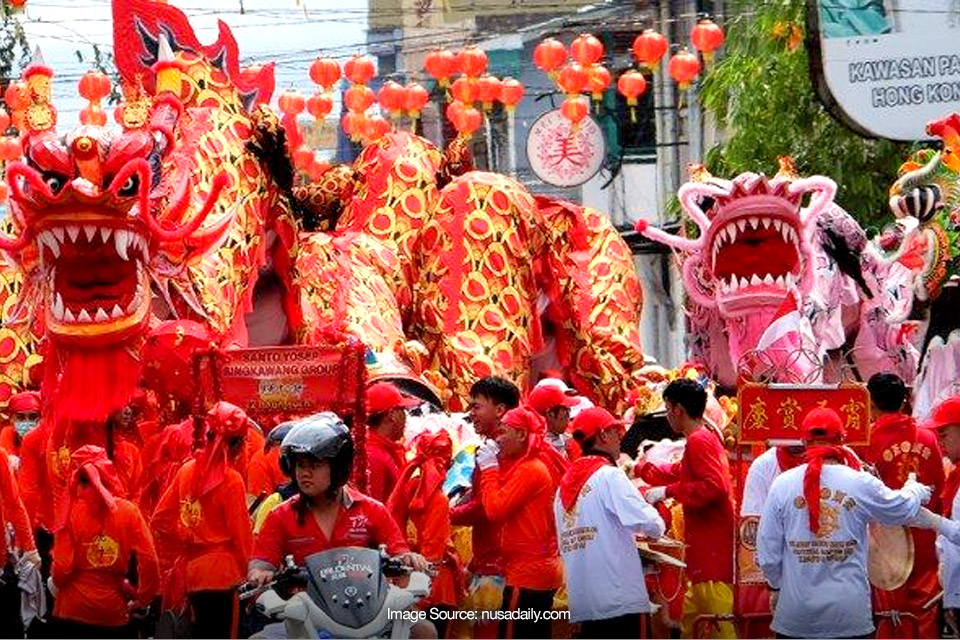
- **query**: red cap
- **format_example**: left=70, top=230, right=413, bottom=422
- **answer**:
left=802, top=407, right=844, bottom=443
left=926, top=396, right=960, bottom=431
left=501, top=407, right=546, bottom=434
left=366, top=382, right=421, bottom=415
left=528, top=384, right=579, bottom=415
left=568, top=407, right=625, bottom=441
left=9, top=391, right=40, bottom=414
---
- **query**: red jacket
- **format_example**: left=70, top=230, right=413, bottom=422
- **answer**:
left=639, top=426, right=735, bottom=584
left=366, top=431, right=407, bottom=503
left=53, top=498, right=159, bottom=627
left=451, top=464, right=502, bottom=576
left=252, top=487, right=409, bottom=568
left=18, top=424, right=52, bottom=531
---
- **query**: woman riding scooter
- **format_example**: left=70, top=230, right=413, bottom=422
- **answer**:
left=248, top=412, right=437, bottom=639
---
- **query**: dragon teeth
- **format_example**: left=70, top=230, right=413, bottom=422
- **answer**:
left=94, top=307, right=109, bottom=322
left=77, top=308, right=92, bottom=323
left=66, top=226, right=80, bottom=242
left=83, top=225, right=96, bottom=242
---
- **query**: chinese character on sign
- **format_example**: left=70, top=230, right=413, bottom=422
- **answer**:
left=746, top=397, right=768, bottom=432
left=840, top=398, right=866, bottom=434
left=777, top=397, right=802, bottom=430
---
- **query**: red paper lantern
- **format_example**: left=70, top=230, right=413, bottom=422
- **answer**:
left=560, top=96, right=589, bottom=125
left=586, top=65, right=612, bottom=101
left=344, top=55, right=376, bottom=85
left=403, top=83, right=430, bottom=117
left=0, top=109, right=10, bottom=133
left=632, top=29, right=669, bottom=70
left=446, top=100, right=467, bottom=127
left=668, top=48, right=702, bottom=90
left=534, top=38, right=567, bottom=75
left=450, top=77, right=478, bottom=104
left=309, top=57, right=342, bottom=89
left=292, top=146, right=314, bottom=170
left=616, top=70, right=648, bottom=105
left=278, top=90, right=306, bottom=116
left=364, top=115, right=391, bottom=142
left=342, top=111, right=367, bottom=140
left=499, top=77, right=524, bottom=111
left=8, top=0, right=26, bottom=8
left=306, top=93, right=334, bottom=120
left=570, top=34, right=604, bottom=66
left=691, top=18, right=725, bottom=64
left=558, top=63, right=588, bottom=95
left=5, top=82, right=26, bottom=112
left=79, top=104, right=107, bottom=126
left=78, top=70, right=111, bottom=103
left=424, top=49, right=456, bottom=87
left=377, top=81, right=405, bottom=114
left=450, top=104, right=482, bottom=135
left=344, top=85, right=375, bottom=113
left=0, top=137, right=22, bottom=162
left=476, top=75, right=501, bottom=110
left=456, top=46, right=488, bottom=77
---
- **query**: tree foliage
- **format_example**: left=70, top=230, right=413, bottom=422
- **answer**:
left=0, top=5, right=30, bottom=93
left=699, top=0, right=913, bottom=228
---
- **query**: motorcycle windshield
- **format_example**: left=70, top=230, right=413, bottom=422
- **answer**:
left=303, top=547, right=390, bottom=630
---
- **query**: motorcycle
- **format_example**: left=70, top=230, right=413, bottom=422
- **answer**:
left=240, top=546, right=432, bottom=639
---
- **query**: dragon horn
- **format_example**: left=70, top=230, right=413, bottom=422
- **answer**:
left=789, top=176, right=837, bottom=227
left=678, top=181, right=728, bottom=231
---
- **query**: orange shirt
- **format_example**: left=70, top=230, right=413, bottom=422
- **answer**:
left=405, top=490, right=462, bottom=607
left=479, top=457, right=563, bottom=591
left=0, top=445, right=34, bottom=555
left=367, top=431, right=407, bottom=502
left=18, top=424, right=52, bottom=530
left=52, top=498, right=159, bottom=627
left=151, top=459, right=253, bottom=592
left=247, top=447, right=285, bottom=498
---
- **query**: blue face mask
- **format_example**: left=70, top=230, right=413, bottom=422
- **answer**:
left=14, top=419, right=37, bottom=437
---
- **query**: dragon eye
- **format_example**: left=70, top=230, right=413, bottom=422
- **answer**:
left=42, top=172, right=66, bottom=194
left=118, top=175, right=139, bottom=197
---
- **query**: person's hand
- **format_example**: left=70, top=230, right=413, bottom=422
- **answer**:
left=22, top=550, right=40, bottom=567
left=401, top=552, right=430, bottom=573
left=247, top=567, right=275, bottom=586
left=644, top=486, right=666, bottom=504
left=942, top=518, right=960, bottom=546
left=902, top=474, right=933, bottom=505
left=476, top=441, right=500, bottom=470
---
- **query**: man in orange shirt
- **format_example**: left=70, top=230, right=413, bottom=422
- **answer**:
left=365, top=382, right=420, bottom=502
left=151, top=401, right=253, bottom=639
left=51, top=445, right=159, bottom=639
left=528, top=383, right=579, bottom=457
left=477, top=406, right=566, bottom=639
left=867, top=373, right=945, bottom=639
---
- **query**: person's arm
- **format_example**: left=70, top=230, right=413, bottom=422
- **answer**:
left=857, top=471, right=924, bottom=525
left=127, top=505, right=160, bottom=608
left=51, top=525, right=77, bottom=588
left=0, top=450, right=35, bottom=553
left=17, top=433, right=43, bottom=529
left=414, top=492, right=452, bottom=562
left=740, top=453, right=775, bottom=517
left=636, top=459, right=682, bottom=486
left=250, top=506, right=285, bottom=573
left=604, top=468, right=666, bottom=539
left=664, top=433, right=729, bottom=508
left=480, top=461, right=550, bottom=522
left=756, top=486, right=785, bottom=590
left=926, top=435, right=947, bottom=515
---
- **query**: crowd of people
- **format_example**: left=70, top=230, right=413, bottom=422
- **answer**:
left=3, top=370, right=960, bottom=639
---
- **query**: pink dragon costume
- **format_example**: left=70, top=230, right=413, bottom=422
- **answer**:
left=0, top=0, right=649, bottom=461
left=638, top=160, right=917, bottom=387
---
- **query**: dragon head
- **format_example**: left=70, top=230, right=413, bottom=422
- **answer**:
left=886, top=112, right=960, bottom=301
left=2, top=70, right=229, bottom=348
left=640, top=160, right=835, bottom=317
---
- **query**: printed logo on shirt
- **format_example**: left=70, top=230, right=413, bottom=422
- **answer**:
left=347, top=513, right=370, bottom=537
left=54, top=446, right=72, bottom=479
left=559, top=526, right=597, bottom=553
left=85, top=534, right=120, bottom=568
left=793, top=486, right=857, bottom=539
left=180, top=499, right=203, bottom=528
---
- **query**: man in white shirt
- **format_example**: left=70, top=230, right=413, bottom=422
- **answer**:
left=758, top=407, right=960, bottom=639
left=554, top=407, right=665, bottom=639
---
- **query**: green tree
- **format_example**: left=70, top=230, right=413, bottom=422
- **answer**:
left=699, top=0, right=912, bottom=228
left=0, top=4, right=30, bottom=101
